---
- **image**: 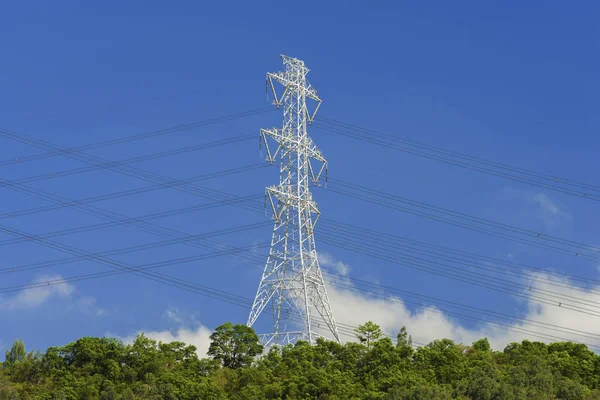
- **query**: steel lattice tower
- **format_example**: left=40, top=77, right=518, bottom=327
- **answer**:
left=247, top=55, right=340, bottom=346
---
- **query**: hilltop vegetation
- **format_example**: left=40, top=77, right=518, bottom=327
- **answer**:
left=2, top=321, right=600, bottom=400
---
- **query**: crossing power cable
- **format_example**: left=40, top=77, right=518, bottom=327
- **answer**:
left=3, top=112, right=596, bottom=344
left=319, top=222, right=600, bottom=304
left=2, top=145, right=596, bottom=324
left=4, top=111, right=595, bottom=264
left=321, top=270, right=600, bottom=342
left=0, top=163, right=266, bottom=221
left=0, top=170, right=269, bottom=276
left=321, top=219, right=600, bottom=293
left=0, top=129, right=267, bottom=227
left=2, top=183, right=597, bottom=307
left=9, top=114, right=595, bottom=266
left=319, top=228, right=600, bottom=313
left=318, top=232, right=600, bottom=318
left=323, top=274, right=600, bottom=347
left=313, top=117, right=600, bottom=201
left=0, top=107, right=274, bottom=167
left=5, top=128, right=595, bottom=269
left=0, top=134, right=256, bottom=189
left=324, top=179, right=600, bottom=263
left=0, top=224, right=270, bottom=276
left=3, top=183, right=600, bottom=350
left=4, top=166, right=596, bottom=318
left=328, top=177, right=599, bottom=254
left=2, top=128, right=596, bottom=340
left=0, top=209, right=593, bottom=346
left=3, top=109, right=597, bottom=268
left=0, top=195, right=262, bottom=249
left=0, top=217, right=424, bottom=347
left=4, top=163, right=596, bottom=312
left=0, top=233, right=597, bottom=349
left=2, top=146, right=596, bottom=324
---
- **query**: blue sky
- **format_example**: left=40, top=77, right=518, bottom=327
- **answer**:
left=1, top=1, right=600, bottom=354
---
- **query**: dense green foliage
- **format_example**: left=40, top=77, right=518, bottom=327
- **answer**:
left=2, top=322, right=600, bottom=399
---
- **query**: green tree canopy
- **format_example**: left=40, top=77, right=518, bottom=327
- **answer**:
left=354, top=321, right=383, bottom=350
left=4, top=340, right=26, bottom=365
left=207, top=322, right=263, bottom=369
left=2, top=322, right=600, bottom=399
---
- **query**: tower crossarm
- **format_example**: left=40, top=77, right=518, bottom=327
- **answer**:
left=261, top=128, right=327, bottom=184
left=266, top=55, right=322, bottom=124
left=266, top=185, right=320, bottom=222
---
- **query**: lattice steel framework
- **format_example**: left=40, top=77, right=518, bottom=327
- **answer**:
left=247, top=55, right=340, bottom=346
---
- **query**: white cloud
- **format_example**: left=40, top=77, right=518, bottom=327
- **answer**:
left=0, top=275, right=108, bottom=319
left=319, top=252, right=351, bottom=276
left=531, top=193, right=561, bottom=216
left=500, top=187, right=571, bottom=229
left=69, top=296, right=109, bottom=317
left=319, top=257, right=600, bottom=352
left=165, top=308, right=184, bottom=324
left=114, top=308, right=213, bottom=357
left=116, top=324, right=213, bottom=357
left=0, top=274, right=74, bottom=310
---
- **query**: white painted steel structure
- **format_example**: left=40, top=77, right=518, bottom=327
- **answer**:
left=247, top=55, right=340, bottom=346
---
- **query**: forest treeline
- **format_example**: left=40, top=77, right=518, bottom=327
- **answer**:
left=2, top=321, right=600, bottom=400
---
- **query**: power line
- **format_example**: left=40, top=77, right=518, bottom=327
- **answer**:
left=0, top=107, right=273, bottom=167
left=3, top=183, right=596, bottom=312
left=1, top=234, right=596, bottom=349
left=3, top=145, right=596, bottom=324
left=325, top=179, right=600, bottom=263
left=322, top=219, right=600, bottom=294
left=3, top=107, right=596, bottom=346
left=322, top=221, right=600, bottom=301
left=0, top=163, right=266, bottom=222
left=329, top=178, right=599, bottom=253
left=5, top=173, right=595, bottom=312
left=5, top=195, right=600, bottom=346
left=4, top=184, right=600, bottom=349
left=314, top=117, right=600, bottom=200
left=3, top=205, right=599, bottom=348
left=0, top=134, right=255, bottom=189
left=4, top=147, right=596, bottom=316
left=319, top=228, right=600, bottom=311
left=3, top=150, right=596, bottom=324
left=2, top=115, right=596, bottom=340
left=322, top=270, right=600, bottom=342
left=0, top=194, right=262, bottom=249
left=0, top=222, right=270, bottom=276
left=0, top=165, right=269, bottom=279
left=323, top=218, right=600, bottom=313
left=324, top=275, right=600, bottom=347
left=10, top=107, right=593, bottom=269
left=318, top=233, right=600, bottom=319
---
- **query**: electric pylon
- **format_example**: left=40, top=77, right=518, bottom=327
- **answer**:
left=247, top=55, right=341, bottom=346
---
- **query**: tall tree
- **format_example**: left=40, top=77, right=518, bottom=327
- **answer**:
left=208, top=323, right=263, bottom=369
left=4, top=340, right=26, bottom=365
left=355, top=321, right=383, bottom=350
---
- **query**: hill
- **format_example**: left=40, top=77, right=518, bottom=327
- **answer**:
left=2, top=321, right=600, bottom=400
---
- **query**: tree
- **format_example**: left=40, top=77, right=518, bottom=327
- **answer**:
left=472, top=338, right=491, bottom=352
left=396, top=327, right=412, bottom=348
left=4, top=340, right=26, bottom=366
left=355, top=321, right=382, bottom=350
left=4, top=321, right=600, bottom=399
left=207, top=323, right=263, bottom=369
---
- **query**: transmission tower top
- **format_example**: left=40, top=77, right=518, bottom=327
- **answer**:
left=248, top=55, right=340, bottom=346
